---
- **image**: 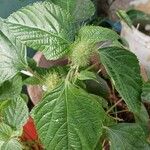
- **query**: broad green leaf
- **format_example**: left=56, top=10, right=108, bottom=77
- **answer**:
left=2, top=96, right=29, bottom=130
left=141, top=82, right=150, bottom=103
left=105, top=123, right=150, bottom=150
left=98, top=47, right=142, bottom=114
left=32, top=83, right=105, bottom=150
left=0, top=20, right=27, bottom=85
left=77, top=26, right=120, bottom=44
left=49, top=0, right=95, bottom=23
left=0, top=123, right=13, bottom=141
left=0, top=75, right=22, bottom=100
left=6, top=2, right=75, bottom=60
left=1, top=139, right=22, bottom=150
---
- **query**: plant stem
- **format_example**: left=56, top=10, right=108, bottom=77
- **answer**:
left=106, top=99, right=123, bottom=114
left=110, top=110, right=129, bottom=115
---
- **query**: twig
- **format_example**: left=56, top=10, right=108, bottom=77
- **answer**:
left=106, top=99, right=123, bottom=114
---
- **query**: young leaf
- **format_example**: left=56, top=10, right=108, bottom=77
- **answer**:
left=77, top=26, right=120, bottom=44
left=98, top=47, right=142, bottom=114
left=117, top=10, right=132, bottom=27
left=2, top=96, right=29, bottom=130
left=49, top=0, right=95, bottom=23
left=78, top=71, right=110, bottom=99
left=0, top=75, right=22, bottom=100
left=6, top=2, right=75, bottom=60
left=32, top=83, right=105, bottom=149
left=105, top=123, right=150, bottom=150
left=0, top=23, right=27, bottom=85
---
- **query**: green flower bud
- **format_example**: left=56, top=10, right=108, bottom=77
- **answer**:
left=43, top=72, right=61, bottom=91
left=71, top=41, right=95, bottom=67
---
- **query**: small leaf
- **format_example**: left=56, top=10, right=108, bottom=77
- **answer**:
left=6, top=2, right=75, bottom=60
left=23, top=76, right=40, bottom=85
left=2, top=96, right=29, bottom=130
left=0, top=75, right=22, bottom=100
left=77, top=26, right=120, bottom=44
left=99, top=47, right=142, bottom=114
left=105, top=123, right=150, bottom=150
left=77, top=71, right=110, bottom=100
left=117, top=10, right=132, bottom=27
left=32, top=83, right=105, bottom=149
left=85, top=75, right=110, bottom=99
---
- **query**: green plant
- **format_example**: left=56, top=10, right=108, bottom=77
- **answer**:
left=0, top=0, right=150, bottom=149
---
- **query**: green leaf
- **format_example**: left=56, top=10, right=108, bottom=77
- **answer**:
left=135, top=104, right=149, bottom=135
left=77, top=26, right=120, bottom=44
left=0, top=75, right=22, bottom=100
left=0, top=123, right=13, bottom=141
left=85, top=75, right=110, bottom=99
left=32, top=83, right=105, bottom=149
left=141, top=82, right=150, bottom=103
left=2, top=96, right=29, bottom=130
left=117, top=10, right=132, bottom=27
left=127, top=9, right=150, bottom=24
left=23, top=76, right=40, bottom=85
left=105, top=123, right=150, bottom=150
left=98, top=47, right=142, bottom=114
left=77, top=70, right=98, bottom=82
left=6, top=2, right=75, bottom=60
left=1, top=139, right=22, bottom=150
left=49, top=0, right=95, bottom=23
left=0, top=20, right=27, bottom=85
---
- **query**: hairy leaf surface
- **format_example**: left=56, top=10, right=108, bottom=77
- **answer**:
left=1, top=139, right=22, bottom=150
left=105, top=123, right=150, bottom=150
left=0, top=123, right=13, bottom=141
left=2, top=96, right=29, bottom=130
left=32, top=83, right=105, bottom=149
left=77, top=26, right=120, bottom=45
left=141, top=82, right=150, bottom=103
left=6, top=2, right=75, bottom=60
left=0, top=20, right=27, bottom=85
left=49, top=0, right=95, bottom=23
left=99, top=47, right=142, bottom=113
left=0, top=75, right=22, bottom=100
